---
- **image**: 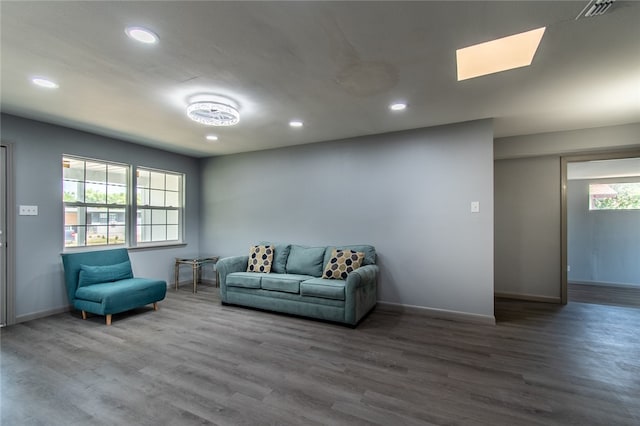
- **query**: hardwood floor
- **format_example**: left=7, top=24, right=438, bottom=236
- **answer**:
left=569, top=282, right=640, bottom=309
left=1, top=285, right=639, bottom=425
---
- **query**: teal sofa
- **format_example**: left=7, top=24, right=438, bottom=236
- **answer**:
left=61, top=248, right=167, bottom=325
left=217, top=244, right=378, bottom=326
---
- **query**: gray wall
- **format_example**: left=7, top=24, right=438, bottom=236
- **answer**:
left=494, top=156, right=561, bottom=300
left=568, top=178, right=640, bottom=286
left=493, top=123, right=640, bottom=301
left=494, top=123, right=640, bottom=160
left=200, top=120, right=495, bottom=319
left=1, top=114, right=201, bottom=322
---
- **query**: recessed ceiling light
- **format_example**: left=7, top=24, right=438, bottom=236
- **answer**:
left=289, top=120, right=304, bottom=128
left=390, top=103, right=407, bottom=111
left=206, top=135, right=219, bottom=141
left=125, top=26, right=159, bottom=44
left=31, top=77, right=59, bottom=89
left=456, top=27, right=546, bottom=81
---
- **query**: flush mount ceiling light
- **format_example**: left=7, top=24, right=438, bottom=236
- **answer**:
left=390, top=103, right=407, bottom=111
left=125, top=26, right=159, bottom=44
left=205, top=135, right=219, bottom=141
left=289, top=120, right=304, bottom=128
left=187, top=102, right=240, bottom=126
left=32, top=77, right=59, bottom=89
left=456, top=27, right=546, bottom=81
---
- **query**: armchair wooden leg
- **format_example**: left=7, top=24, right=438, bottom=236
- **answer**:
left=81, top=311, right=87, bottom=320
left=153, top=302, right=159, bottom=311
left=106, top=314, right=112, bottom=326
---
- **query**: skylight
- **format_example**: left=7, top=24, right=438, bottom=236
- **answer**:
left=456, top=27, right=546, bottom=81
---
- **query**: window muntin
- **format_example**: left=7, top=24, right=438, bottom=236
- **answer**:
left=63, top=156, right=129, bottom=247
left=589, top=182, right=640, bottom=210
left=136, top=168, right=183, bottom=244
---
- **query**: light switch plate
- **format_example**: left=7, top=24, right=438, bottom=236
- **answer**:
left=471, top=201, right=480, bottom=213
left=19, top=205, right=38, bottom=216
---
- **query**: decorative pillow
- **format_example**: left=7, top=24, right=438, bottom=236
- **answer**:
left=259, top=242, right=291, bottom=273
left=78, top=261, right=133, bottom=288
left=323, top=249, right=365, bottom=280
left=247, top=245, right=274, bottom=273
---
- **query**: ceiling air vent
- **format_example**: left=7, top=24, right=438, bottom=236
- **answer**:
left=576, top=0, right=615, bottom=19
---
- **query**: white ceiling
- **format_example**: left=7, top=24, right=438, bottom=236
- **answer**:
left=1, top=1, right=639, bottom=157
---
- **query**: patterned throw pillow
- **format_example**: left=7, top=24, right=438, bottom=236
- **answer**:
left=323, top=249, right=365, bottom=280
left=247, top=245, right=274, bottom=273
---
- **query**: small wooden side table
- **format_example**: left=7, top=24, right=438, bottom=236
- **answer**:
left=174, top=256, right=219, bottom=293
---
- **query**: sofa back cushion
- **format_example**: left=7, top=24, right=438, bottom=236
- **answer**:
left=286, top=245, right=326, bottom=277
left=61, top=248, right=131, bottom=304
left=78, top=260, right=134, bottom=288
left=323, top=245, right=376, bottom=269
left=259, top=242, right=291, bottom=273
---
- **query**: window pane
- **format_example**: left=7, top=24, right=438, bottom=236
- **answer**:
left=87, top=207, right=108, bottom=224
left=137, top=188, right=149, bottom=206
left=137, top=169, right=150, bottom=188
left=108, top=225, right=126, bottom=245
left=150, top=172, right=165, bottom=190
left=107, top=184, right=127, bottom=205
left=88, top=225, right=108, bottom=245
left=152, top=225, right=166, bottom=241
left=137, top=225, right=151, bottom=243
left=63, top=157, right=84, bottom=181
left=63, top=180, right=84, bottom=203
left=85, top=183, right=107, bottom=204
left=166, top=174, right=180, bottom=191
left=152, top=209, right=166, bottom=224
left=150, top=189, right=164, bottom=206
left=589, top=182, right=640, bottom=210
left=167, top=225, right=179, bottom=241
left=65, top=206, right=86, bottom=226
left=138, top=209, right=151, bottom=226
left=167, top=210, right=179, bottom=224
left=165, top=191, right=179, bottom=207
left=108, top=165, right=127, bottom=185
left=85, top=161, right=107, bottom=184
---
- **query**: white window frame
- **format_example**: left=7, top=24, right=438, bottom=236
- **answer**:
left=134, top=167, right=185, bottom=246
left=62, top=155, right=130, bottom=248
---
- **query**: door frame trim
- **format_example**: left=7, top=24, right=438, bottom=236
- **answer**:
left=561, top=148, right=640, bottom=304
left=1, top=143, right=16, bottom=325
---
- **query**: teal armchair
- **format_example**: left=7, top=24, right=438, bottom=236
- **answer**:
left=61, top=248, right=167, bottom=325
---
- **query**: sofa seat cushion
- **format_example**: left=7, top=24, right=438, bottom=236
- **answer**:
left=261, top=274, right=313, bottom=294
left=300, top=278, right=346, bottom=301
left=75, top=278, right=166, bottom=303
left=226, top=272, right=264, bottom=289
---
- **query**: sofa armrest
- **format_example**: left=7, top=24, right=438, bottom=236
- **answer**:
left=344, top=264, right=379, bottom=325
left=217, top=256, right=249, bottom=300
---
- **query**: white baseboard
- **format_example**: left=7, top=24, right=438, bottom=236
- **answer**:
left=569, top=280, right=640, bottom=289
left=494, top=292, right=561, bottom=303
left=377, top=301, right=496, bottom=325
left=16, top=305, right=72, bottom=324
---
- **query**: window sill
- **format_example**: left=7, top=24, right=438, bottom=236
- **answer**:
left=128, top=242, right=188, bottom=251
left=62, top=242, right=187, bottom=254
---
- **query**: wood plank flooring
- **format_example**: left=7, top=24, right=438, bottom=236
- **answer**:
left=569, top=282, right=640, bottom=309
left=1, top=285, right=639, bottom=425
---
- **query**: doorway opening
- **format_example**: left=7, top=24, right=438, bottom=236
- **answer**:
left=561, top=151, right=640, bottom=309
